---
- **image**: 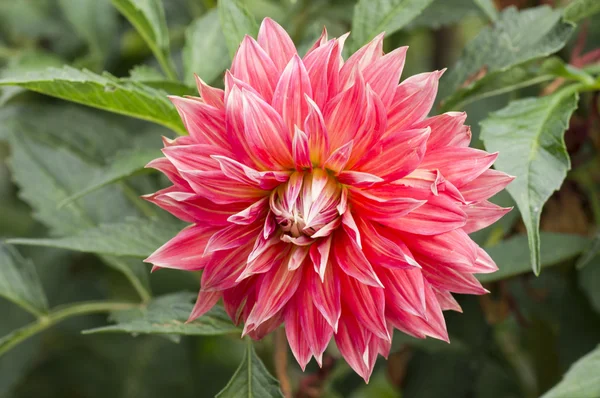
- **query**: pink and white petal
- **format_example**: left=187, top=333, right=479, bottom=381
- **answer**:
left=169, top=96, right=229, bottom=148
left=334, top=310, right=371, bottom=382
left=353, top=127, right=430, bottom=182
left=463, top=201, right=512, bottom=234
left=292, top=127, right=312, bottom=171
left=223, top=278, right=256, bottom=325
left=334, top=230, right=383, bottom=288
left=433, top=288, right=463, bottom=313
left=387, top=195, right=467, bottom=235
left=201, top=244, right=254, bottom=291
left=298, top=272, right=333, bottom=365
left=184, top=171, right=268, bottom=205
left=420, top=260, right=488, bottom=295
left=273, top=55, right=313, bottom=134
left=459, top=169, right=515, bottom=203
left=145, top=157, right=191, bottom=189
left=228, top=197, right=269, bottom=225
left=386, top=70, right=444, bottom=135
left=247, top=309, right=284, bottom=341
left=244, top=262, right=303, bottom=334
left=162, top=144, right=230, bottom=174
left=309, top=236, right=332, bottom=281
left=231, top=35, right=279, bottom=102
left=363, top=46, right=407, bottom=108
left=257, top=18, right=297, bottom=72
left=412, top=112, right=468, bottom=150
left=473, top=246, right=499, bottom=274
left=405, top=229, right=478, bottom=273
left=285, top=299, right=313, bottom=370
left=304, top=96, right=330, bottom=165
left=420, top=147, right=498, bottom=188
left=303, top=39, right=341, bottom=109
left=349, top=187, right=426, bottom=223
left=188, top=289, right=222, bottom=322
left=382, top=267, right=427, bottom=318
left=309, top=260, right=341, bottom=331
left=398, top=169, right=465, bottom=203
left=357, top=218, right=420, bottom=270
left=304, top=27, right=328, bottom=56
left=212, top=155, right=291, bottom=190
left=340, top=271, right=389, bottom=341
left=195, top=75, right=225, bottom=109
left=323, top=140, right=353, bottom=174
left=287, top=245, right=310, bottom=271
left=145, top=224, right=217, bottom=271
left=341, top=210, right=361, bottom=248
left=339, top=33, right=384, bottom=90
left=238, top=241, right=288, bottom=281
left=337, top=171, right=384, bottom=188
left=204, top=222, right=263, bottom=255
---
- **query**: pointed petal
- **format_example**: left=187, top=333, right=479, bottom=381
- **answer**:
left=285, top=299, right=313, bottom=370
left=339, top=33, right=384, bottom=89
left=292, top=127, right=312, bottom=171
left=433, top=288, right=463, bottom=312
left=309, top=236, right=332, bottom=281
left=335, top=311, right=371, bottom=382
left=288, top=245, right=310, bottom=271
left=363, top=46, right=407, bottom=107
left=212, top=155, right=291, bottom=190
left=412, top=111, right=468, bottom=150
left=304, top=96, right=330, bottom=164
left=420, top=257, right=489, bottom=295
left=406, top=229, right=479, bottom=273
left=303, top=39, right=341, bottom=109
left=201, top=244, right=253, bottom=291
left=334, top=230, right=383, bottom=288
left=188, top=290, right=222, bottom=322
left=349, top=187, right=426, bottom=223
left=463, top=201, right=512, bottom=234
left=257, top=18, right=297, bottom=72
left=273, top=55, right=313, bottom=134
left=386, top=70, right=443, bottom=134
left=459, top=169, right=515, bottom=203
left=309, top=260, right=341, bottom=331
left=420, top=147, right=498, bottom=188
left=204, top=222, right=263, bottom=255
left=144, top=224, right=216, bottom=270
left=231, top=35, right=279, bottom=102
left=382, top=267, right=427, bottom=318
left=337, top=171, right=384, bottom=187
left=357, top=217, right=420, bottom=269
left=228, top=197, right=270, bottom=225
left=390, top=195, right=467, bottom=235
left=169, top=96, right=228, bottom=148
left=195, top=75, right=225, bottom=109
left=323, top=140, right=353, bottom=173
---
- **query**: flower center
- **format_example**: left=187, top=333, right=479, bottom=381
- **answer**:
left=269, top=169, right=344, bottom=244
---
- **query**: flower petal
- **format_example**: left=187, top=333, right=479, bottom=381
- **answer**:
left=459, top=169, right=515, bottom=203
left=309, top=259, right=341, bottom=331
left=334, top=229, right=383, bottom=288
left=363, top=46, right=407, bottom=107
left=292, top=127, right=312, bottom=171
left=169, top=96, right=228, bottom=148
left=188, top=290, right=222, bottom=322
left=273, top=55, right=313, bottom=134
left=231, top=35, right=279, bottom=102
left=412, top=111, right=468, bottom=150
left=257, top=18, right=297, bottom=72
left=420, top=147, right=498, bottom=188
left=463, top=201, right=512, bottom=234
left=145, top=224, right=216, bottom=270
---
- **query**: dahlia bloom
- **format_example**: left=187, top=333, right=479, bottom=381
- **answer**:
left=144, top=18, right=512, bottom=381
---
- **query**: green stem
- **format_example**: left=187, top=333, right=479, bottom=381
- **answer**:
left=0, top=301, right=139, bottom=356
left=119, top=181, right=158, bottom=219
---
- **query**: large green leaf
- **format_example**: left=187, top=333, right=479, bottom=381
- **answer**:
left=441, top=57, right=563, bottom=111
left=218, top=0, right=259, bottom=58
left=439, top=6, right=574, bottom=103
left=480, top=90, right=579, bottom=274
left=2, top=104, right=152, bottom=300
left=563, top=0, right=600, bottom=23
left=58, top=147, right=161, bottom=206
left=473, top=0, right=498, bottom=22
left=183, top=9, right=230, bottom=85
left=0, top=244, right=48, bottom=317
left=58, top=0, right=117, bottom=65
left=478, top=233, right=590, bottom=283
left=0, top=66, right=185, bottom=135
left=408, top=0, right=482, bottom=30
left=579, top=257, right=600, bottom=315
left=9, top=218, right=182, bottom=258
left=111, top=0, right=177, bottom=79
left=576, top=232, right=600, bottom=269
left=216, top=340, right=284, bottom=398
left=350, top=0, right=435, bottom=50
left=541, top=345, right=600, bottom=398
left=83, top=293, right=240, bottom=336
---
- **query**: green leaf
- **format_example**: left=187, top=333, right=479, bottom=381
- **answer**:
left=439, top=6, right=574, bottom=103
left=441, top=57, right=563, bottom=111
left=83, top=292, right=240, bottom=336
left=0, top=243, right=48, bottom=317
left=184, top=9, right=230, bottom=86
left=216, top=340, right=284, bottom=398
left=541, top=345, right=600, bottom=398
left=563, top=0, right=600, bottom=23
left=111, top=0, right=177, bottom=79
left=58, top=148, right=161, bottom=206
left=576, top=232, right=600, bottom=269
left=351, top=0, right=435, bottom=50
left=127, top=65, right=196, bottom=96
left=473, top=0, right=498, bottom=22
left=0, top=66, right=185, bottom=135
left=3, top=103, right=153, bottom=300
left=218, top=0, right=259, bottom=58
left=477, top=233, right=590, bottom=283
left=8, top=218, right=182, bottom=258
left=58, top=0, right=117, bottom=64
left=480, top=90, right=579, bottom=275
left=579, top=256, right=600, bottom=314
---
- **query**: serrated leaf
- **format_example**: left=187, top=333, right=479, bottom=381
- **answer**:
left=58, top=0, right=117, bottom=64
left=351, top=0, right=435, bottom=50
left=0, top=66, right=185, bottom=135
left=541, top=345, right=600, bottom=398
left=477, top=233, right=590, bottom=283
left=0, top=243, right=48, bottom=317
left=184, top=9, right=230, bottom=85
left=3, top=103, right=152, bottom=299
left=83, top=292, right=240, bottom=336
left=441, top=57, right=563, bottom=111
left=111, top=0, right=177, bottom=79
left=564, top=0, right=600, bottom=23
left=59, top=148, right=161, bottom=206
left=218, top=0, right=259, bottom=58
left=9, top=218, right=182, bottom=258
left=480, top=90, right=578, bottom=274
left=216, top=340, right=284, bottom=398
left=439, top=6, right=574, bottom=102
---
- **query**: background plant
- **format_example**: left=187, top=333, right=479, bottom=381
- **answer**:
left=0, top=0, right=599, bottom=397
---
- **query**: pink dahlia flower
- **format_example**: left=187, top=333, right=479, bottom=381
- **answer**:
left=144, top=18, right=513, bottom=381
